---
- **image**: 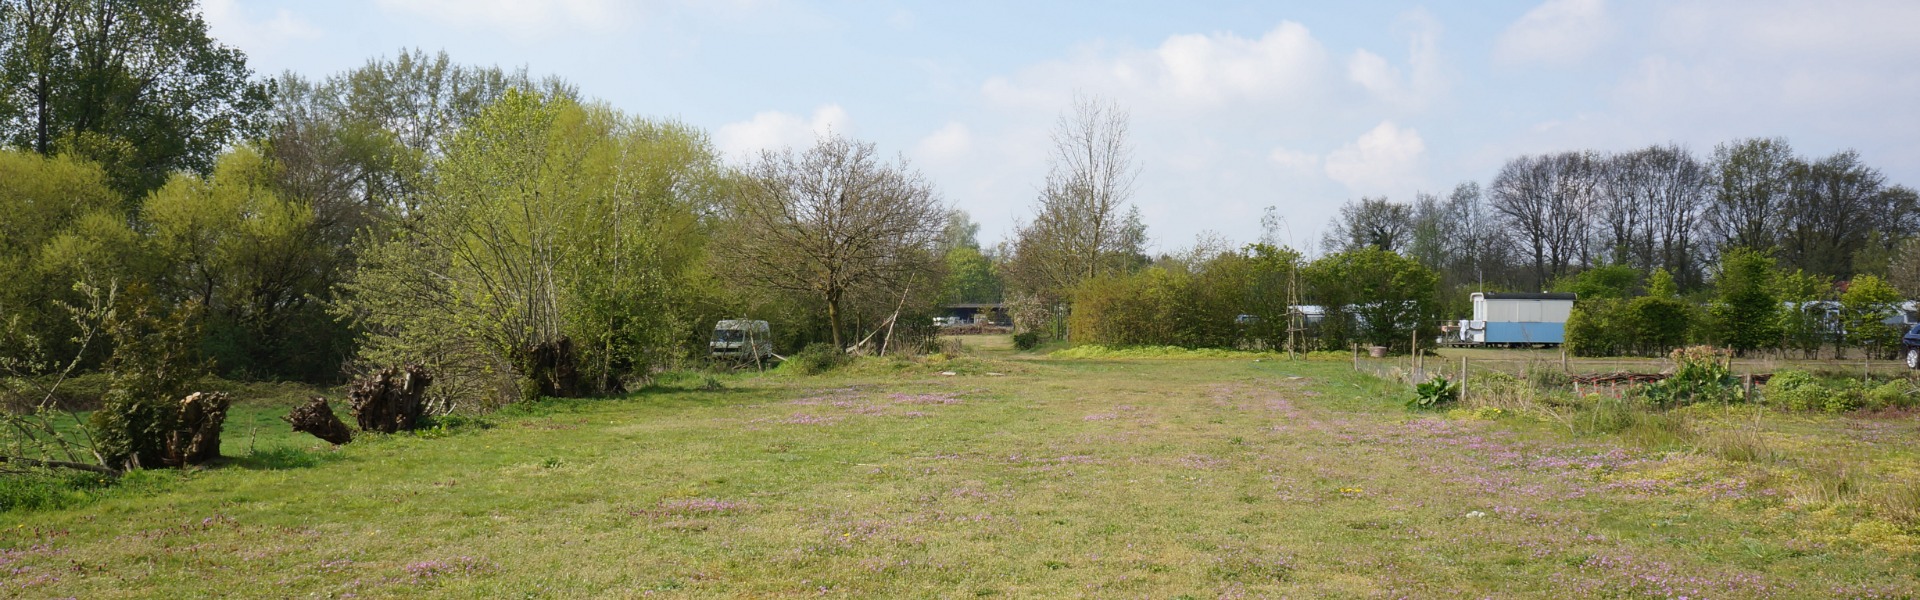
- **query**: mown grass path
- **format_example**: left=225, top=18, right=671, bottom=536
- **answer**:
left=4, top=352, right=1917, bottom=598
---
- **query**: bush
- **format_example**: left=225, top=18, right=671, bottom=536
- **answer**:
left=1863, top=380, right=1918, bottom=411
left=1637, top=346, right=1740, bottom=407
left=1762, top=370, right=1895, bottom=413
left=783, top=343, right=846, bottom=375
left=1408, top=375, right=1458, bottom=410
left=1012, top=331, right=1041, bottom=351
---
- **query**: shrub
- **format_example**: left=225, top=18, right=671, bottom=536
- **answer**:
left=1638, top=346, right=1740, bottom=407
left=783, top=343, right=846, bottom=375
left=1763, top=370, right=1887, bottom=413
left=89, top=290, right=215, bottom=470
left=1012, top=331, right=1041, bottom=351
left=1863, top=380, right=1917, bottom=411
left=1408, top=375, right=1458, bottom=410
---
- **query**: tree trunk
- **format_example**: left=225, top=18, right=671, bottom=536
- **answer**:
left=350, top=365, right=433, bottom=433
left=284, top=396, right=353, bottom=445
left=165, top=392, right=230, bottom=466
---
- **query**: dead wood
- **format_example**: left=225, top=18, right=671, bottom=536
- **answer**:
left=284, top=396, right=353, bottom=444
left=0, top=454, right=120, bottom=476
left=350, top=365, right=433, bottom=433
left=165, top=391, right=230, bottom=466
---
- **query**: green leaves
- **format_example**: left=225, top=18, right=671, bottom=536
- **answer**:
left=338, top=90, right=723, bottom=407
left=1408, top=375, right=1458, bottom=410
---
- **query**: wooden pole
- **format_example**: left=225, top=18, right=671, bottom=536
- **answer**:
left=1460, top=356, right=1469, bottom=403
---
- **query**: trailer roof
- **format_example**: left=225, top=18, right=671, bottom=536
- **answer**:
left=1476, top=292, right=1577, bottom=301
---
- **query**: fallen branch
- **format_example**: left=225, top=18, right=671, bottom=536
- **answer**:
left=0, top=454, right=120, bottom=476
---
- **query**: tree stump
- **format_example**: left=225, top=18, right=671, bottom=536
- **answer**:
left=525, top=337, right=582, bottom=398
left=284, top=396, right=353, bottom=445
left=350, top=365, right=433, bottom=433
left=166, top=391, right=230, bottom=466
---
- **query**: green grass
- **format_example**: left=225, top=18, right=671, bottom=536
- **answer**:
left=3, top=335, right=1918, bottom=597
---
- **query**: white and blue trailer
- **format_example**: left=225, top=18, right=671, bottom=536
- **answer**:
left=1450, top=292, right=1577, bottom=347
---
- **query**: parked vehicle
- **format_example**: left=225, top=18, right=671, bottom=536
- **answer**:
left=711, top=319, right=773, bottom=361
left=1903, top=323, right=1920, bottom=369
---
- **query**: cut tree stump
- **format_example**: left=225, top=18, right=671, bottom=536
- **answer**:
left=350, top=365, right=432, bottom=433
left=284, top=396, right=353, bottom=445
left=525, top=337, right=582, bottom=398
left=167, top=391, right=230, bottom=466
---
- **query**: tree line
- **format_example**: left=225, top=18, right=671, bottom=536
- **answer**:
left=5, top=0, right=1920, bottom=453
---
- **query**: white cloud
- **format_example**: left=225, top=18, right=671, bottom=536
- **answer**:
left=714, top=105, right=853, bottom=160
left=200, top=0, right=322, bottom=52
left=374, top=0, right=628, bottom=36
left=1268, top=146, right=1321, bottom=172
left=1323, top=122, right=1426, bottom=193
left=1346, top=50, right=1400, bottom=97
left=1495, top=0, right=1609, bottom=66
left=981, top=22, right=1330, bottom=112
left=914, top=122, right=973, bottom=161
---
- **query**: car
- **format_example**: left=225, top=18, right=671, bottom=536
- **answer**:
left=1904, top=323, right=1920, bottom=369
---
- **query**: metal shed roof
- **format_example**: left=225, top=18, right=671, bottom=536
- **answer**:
left=1477, top=292, right=1577, bottom=301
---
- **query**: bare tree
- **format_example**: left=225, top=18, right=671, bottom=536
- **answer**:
left=719, top=134, right=946, bottom=349
left=1490, top=152, right=1600, bottom=289
left=1322, top=197, right=1413, bottom=254
left=1005, top=95, right=1146, bottom=301
left=1605, top=144, right=1707, bottom=287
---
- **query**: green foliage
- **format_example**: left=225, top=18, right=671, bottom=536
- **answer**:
left=1636, top=346, right=1741, bottom=407
left=336, top=90, right=721, bottom=408
left=1305, top=247, right=1439, bottom=351
left=1012, top=332, right=1041, bottom=351
left=942, top=245, right=1002, bottom=304
left=0, top=150, right=125, bottom=367
left=1775, top=269, right=1835, bottom=358
left=88, top=288, right=210, bottom=470
left=0, top=0, right=272, bottom=199
left=1049, top=345, right=1282, bottom=360
left=1647, top=268, right=1679, bottom=299
left=1065, top=244, right=1299, bottom=350
left=1840, top=274, right=1902, bottom=359
left=140, top=146, right=346, bottom=381
left=1551, top=264, right=1641, bottom=300
left=1764, top=371, right=1917, bottom=413
left=782, top=343, right=846, bottom=375
left=1408, top=375, right=1458, bottom=410
left=1707, top=248, right=1782, bottom=354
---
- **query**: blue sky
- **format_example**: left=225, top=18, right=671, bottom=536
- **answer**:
left=204, top=0, right=1920, bottom=252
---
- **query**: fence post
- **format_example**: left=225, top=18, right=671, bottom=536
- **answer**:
left=1460, top=356, right=1469, bottom=404
left=1352, top=343, right=1359, bottom=372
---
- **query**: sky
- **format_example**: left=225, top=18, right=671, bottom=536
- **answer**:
left=202, top=0, right=1920, bottom=253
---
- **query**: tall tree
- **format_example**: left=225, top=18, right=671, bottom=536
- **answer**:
left=1005, top=95, right=1145, bottom=302
left=0, top=0, right=270, bottom=199
left=1490, top=151, right=1599, bottom=289
left=1705, top=137, right=1796, bottom=253
left=1322, top=196, right=1413, bottom=254
left=717, top=134, right=946, bottom=349
left=1778, top=150, right=1895, bottom=278
left=1605, top=145, right=1708, bottom=288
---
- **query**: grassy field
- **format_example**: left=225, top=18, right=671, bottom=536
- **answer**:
left=4, top=337, right=1920, bottom=598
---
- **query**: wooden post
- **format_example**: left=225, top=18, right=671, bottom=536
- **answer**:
left=1352, top=343, right=1359, bottom=372
left=1411, top=328, right=1420, bottom=379
left=1561, top=348, right=1569, bottom=373
left=1460, top=356, right=1469, bottom=403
